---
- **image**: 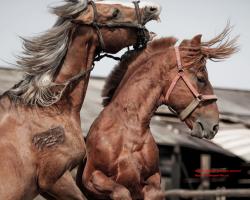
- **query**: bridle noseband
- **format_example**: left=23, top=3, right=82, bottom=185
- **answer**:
left=166, top=47, right=217, bottom=121
left=132, top=1, right=149, bottom=49
left=72, top=0, right=149, bottom=51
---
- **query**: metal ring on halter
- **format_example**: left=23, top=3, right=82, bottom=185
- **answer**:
left=197, top=94, right=203, bottom=101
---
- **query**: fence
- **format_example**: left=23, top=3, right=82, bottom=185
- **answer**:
left=164, top=189, right=250, bottom=199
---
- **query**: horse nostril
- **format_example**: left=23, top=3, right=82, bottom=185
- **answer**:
left=213, top=124, right=219, bottom=134
left=197, top=121, right=204, bottom=131
left=147, top=6, right=157, bottom=13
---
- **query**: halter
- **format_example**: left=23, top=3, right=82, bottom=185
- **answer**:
left=72, top=0, right=148, bottom=51
left=166, top=47, right=217, bottom=121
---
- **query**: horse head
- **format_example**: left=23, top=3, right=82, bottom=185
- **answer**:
left=163, top=25, right=238, bottom=139
left=72, top=0, right=161, bottom=53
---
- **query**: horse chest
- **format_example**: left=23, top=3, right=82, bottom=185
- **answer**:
left=123, top=137, right=144, bottom=152
left=116, top=138, right=154, bottom=182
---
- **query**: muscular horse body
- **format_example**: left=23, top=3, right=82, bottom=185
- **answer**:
left=78, top=27, right=237, bottom=200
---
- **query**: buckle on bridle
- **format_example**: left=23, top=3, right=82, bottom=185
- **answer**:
left=197, top=94, right=203, bottom=101
left=178, top=69, right=184, bottom=74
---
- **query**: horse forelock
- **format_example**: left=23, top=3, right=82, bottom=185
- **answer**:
left=200, top=23, right=239, bottom=61
left=179, top=23, right=239, bottom=66
left=7, top=0, right=89, bottom=107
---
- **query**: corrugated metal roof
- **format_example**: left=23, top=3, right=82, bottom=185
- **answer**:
left=215, top=88, right=250, bottom=116
left=212, top=129, right=250, bottom=162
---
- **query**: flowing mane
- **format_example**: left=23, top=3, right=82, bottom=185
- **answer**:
left=102, top=37, right=178, bottom=106
left=6, top=0, right=88, bottom=106
left=102, top=25, right=238, bottom=107
left=101, top=49, right=143, bottom=106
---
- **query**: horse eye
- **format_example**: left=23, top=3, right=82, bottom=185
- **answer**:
left=112, top=8, right=120, bottom=18
left=197, top=76, right=206, bottom=86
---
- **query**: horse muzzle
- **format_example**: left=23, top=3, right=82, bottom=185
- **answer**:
left=142, top=4, right=162, bottom=24
left=191, top=118, right=219, bottom=140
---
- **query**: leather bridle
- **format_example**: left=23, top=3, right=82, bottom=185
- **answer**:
left=72, top=0, right=149, bottom=51
left=166, top=47, right=217, bottom=121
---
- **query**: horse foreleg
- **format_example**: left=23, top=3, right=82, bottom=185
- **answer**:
left=142, top=173, right=164, bottom=200
left=40, top=171, right=87, bottom=200
left=85, top=170, right=132, bottom=200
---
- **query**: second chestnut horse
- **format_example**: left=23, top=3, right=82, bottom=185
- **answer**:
left=77, top=26, right=238, bottom=200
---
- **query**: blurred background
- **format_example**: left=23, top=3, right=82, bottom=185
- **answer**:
left=0, top=1, right=250, bottom=199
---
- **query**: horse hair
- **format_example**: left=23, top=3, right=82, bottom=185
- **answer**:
left=6, top=0, right=88, bottom=107
left=102, top=37, right=178, bottom=106
left=102, top=49, right=143, bottom=106
left=102, top=25, right=238, bottom=107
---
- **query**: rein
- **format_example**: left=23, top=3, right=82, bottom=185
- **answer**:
left=166, top=47, right=217, bottom=121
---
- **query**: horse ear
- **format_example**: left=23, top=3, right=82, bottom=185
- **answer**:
left=191, top=34, right=202, bottom=46
left=179, top=39, right=189, bottom=47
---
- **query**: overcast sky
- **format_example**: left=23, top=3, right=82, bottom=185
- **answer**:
left=0, top=0, right=249, bottom=90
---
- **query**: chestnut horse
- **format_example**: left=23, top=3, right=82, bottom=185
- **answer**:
left=0, top=0, right=161, bottom=199
left=77, top=26, right=238, bottom=200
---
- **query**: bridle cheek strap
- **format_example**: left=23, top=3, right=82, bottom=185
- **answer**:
left=166, top=47, right=217, bottom=121
left=133, top=1, right=142, bottom=25
left=89, top=0, right=106, bottom=50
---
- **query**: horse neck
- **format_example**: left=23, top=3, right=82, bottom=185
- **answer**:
left=111, top=62, right=167, bottom=129
left=55, top=27, right=97, bottom=113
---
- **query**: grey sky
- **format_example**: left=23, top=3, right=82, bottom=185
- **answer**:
left=0, top=0, right=249, bottom=90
